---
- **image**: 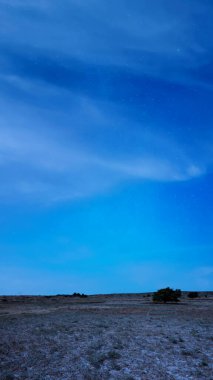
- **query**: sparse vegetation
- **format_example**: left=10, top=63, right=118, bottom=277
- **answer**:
left=0, top=292, right=212, bottom=380
left=152, top=287, right=182, bottom=303
left=72, top=292, right=88, bottom=298
left=200, top=360, right=208, bottom=367
left=56, top=292, right=88, bottom=298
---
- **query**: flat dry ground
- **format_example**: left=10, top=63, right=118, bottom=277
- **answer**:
left=0, top=293, right=213, bottom=380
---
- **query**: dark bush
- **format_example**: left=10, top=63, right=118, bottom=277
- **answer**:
left=80, top=293, right=88, bottom=298
left=72, top=292, right=88, bottom=298
left=152, top=287, right=182, bottom=303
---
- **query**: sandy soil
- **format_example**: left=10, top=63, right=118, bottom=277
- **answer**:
left=0, top=293, right=213, bottom=380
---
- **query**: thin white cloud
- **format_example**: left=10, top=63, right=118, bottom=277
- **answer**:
left=1, top=0, right=212, bottom=88
left=0, top=0, right=211, bottom=203
left=0, top=119, right=205, bottom=203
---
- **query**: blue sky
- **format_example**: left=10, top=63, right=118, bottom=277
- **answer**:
left=0, top=0, right=213, bottom=294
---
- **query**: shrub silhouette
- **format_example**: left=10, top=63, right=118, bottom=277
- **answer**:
left=187, top=291, right=199, bottom=299
left=152, top=287, right=181, bottom=303
left=72, top=292, right=88, bottom=298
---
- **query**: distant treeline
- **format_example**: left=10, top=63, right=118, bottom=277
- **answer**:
left=44, top=292, right=88, bottom=299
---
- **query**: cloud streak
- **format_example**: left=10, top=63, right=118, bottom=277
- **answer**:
left=0, top=117, right=205, bottom=203
left=0, top=0, right=212, bottom=203
left=1, top=0, right=213, bottom=88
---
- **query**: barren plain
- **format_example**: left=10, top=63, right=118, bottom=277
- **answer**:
left=0, top=293, right=213, bottom=380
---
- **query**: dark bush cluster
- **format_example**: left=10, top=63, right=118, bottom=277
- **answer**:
left=55, top=293, right=88, bottom=298
left=72, top=292, right=88, bottom=298
left=152, top=287, right=182, bottom=303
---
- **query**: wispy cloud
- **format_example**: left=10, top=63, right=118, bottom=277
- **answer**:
left=0, top=1, right=212, bottom=203
left=1, top=0, right=213, bottom=88
left=0, top=1, right=212, bottom=297
left=0, top=115, right=205, bottom=203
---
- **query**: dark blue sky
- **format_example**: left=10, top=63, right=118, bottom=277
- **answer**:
left=0, top=0, right=212, bottom=294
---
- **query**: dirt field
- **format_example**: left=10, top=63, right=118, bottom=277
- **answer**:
left=0, top=293, right=213, bottom=380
